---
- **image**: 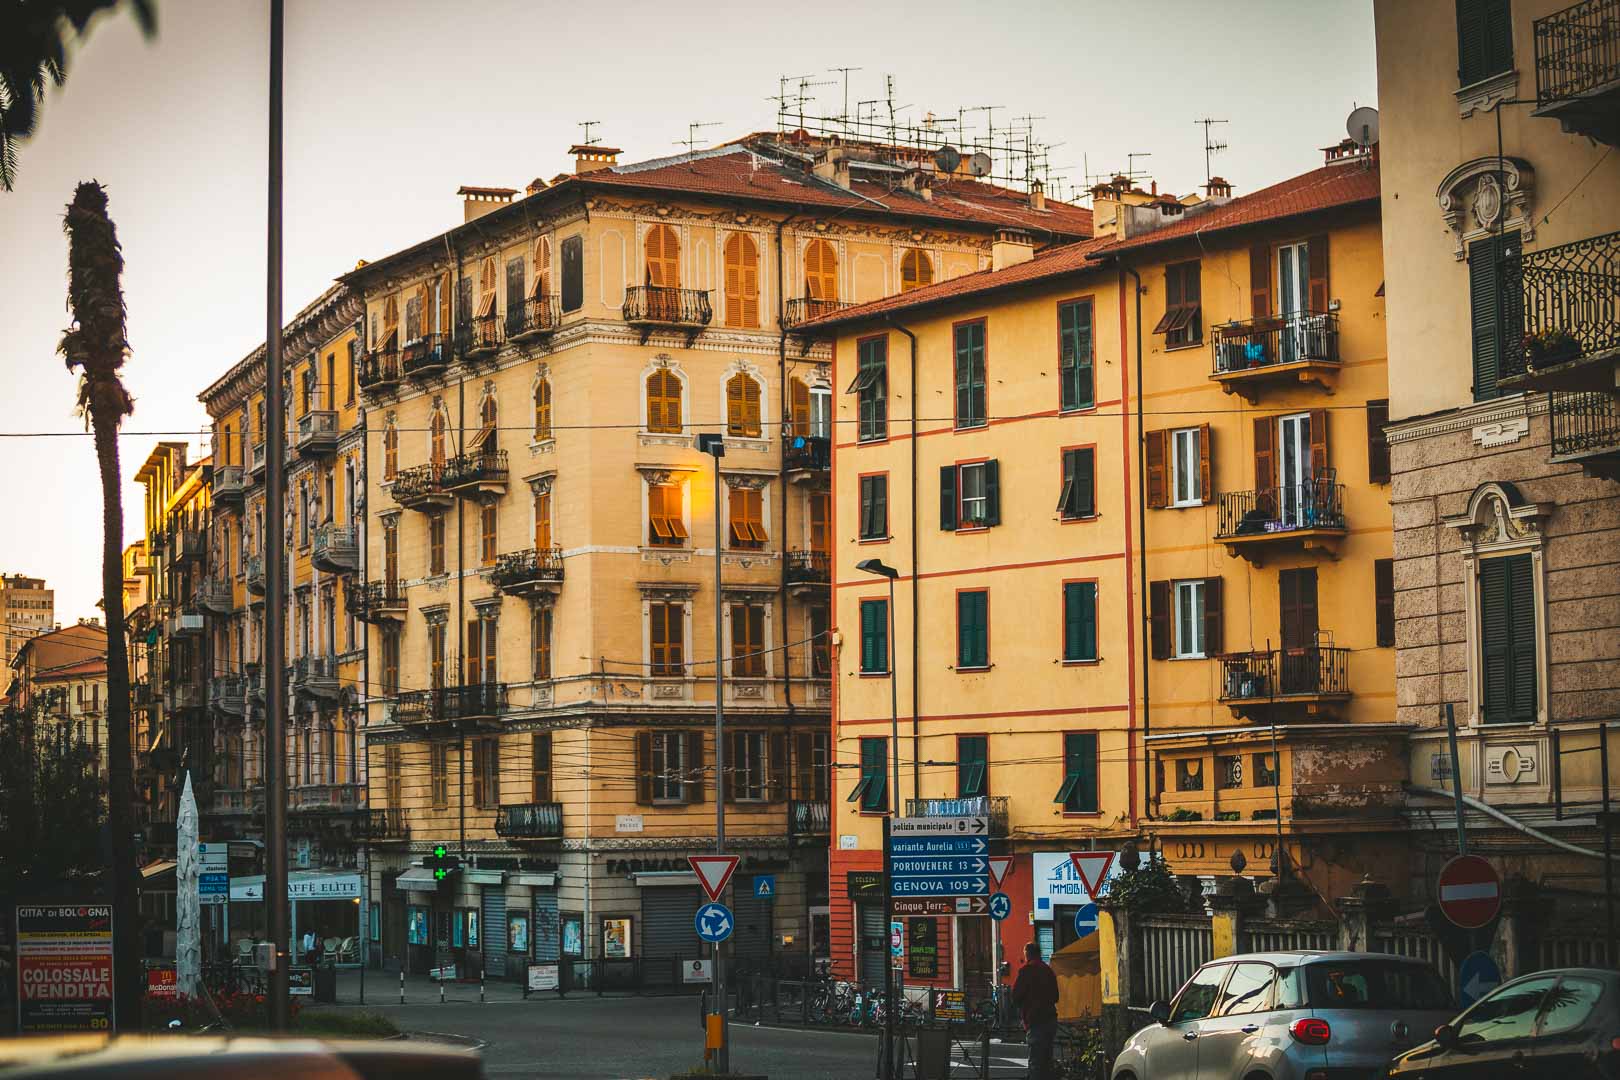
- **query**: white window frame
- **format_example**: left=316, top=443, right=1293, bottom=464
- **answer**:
left=1173, top=579, right=1206, bottom=659
left=1171, top=427, right=1202, bottom=507
left=651, top=730, right=687, bottom=803
left=959, top=462, right=988, bottom=528
left=734, top=731, right=767, bottom=802
left=809, top=387, right=832, bottom=439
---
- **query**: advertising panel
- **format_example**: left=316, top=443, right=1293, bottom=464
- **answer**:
left=15, top=905, right=114, bottom=1033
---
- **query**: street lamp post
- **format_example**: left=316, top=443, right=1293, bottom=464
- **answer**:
left=697, top=433, right=728, bottom=1074
left=857, top=557, right=900, bottom=1080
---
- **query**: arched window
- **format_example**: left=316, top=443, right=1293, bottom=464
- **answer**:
left=383, top=421, right=398, bottom=480
left=532, top=236, right=553, bottom=299
left=723, top=232, right=760, bottom=328
left=534, top=487, right=552, bottom=551
left=382, top=294, right=399, bottom=339
left=645, top=224, right=680, bottom=287
left=804, top=239, right=838, bottom=301
left=533, top=379, right=552, bottom=440
left=726, top=373, right=762, bottom=438
left=900, top=248, right=933, bottom=292
left=646, top=369, right=682, bottom=433
left=430, top=410, right=446, bottom=472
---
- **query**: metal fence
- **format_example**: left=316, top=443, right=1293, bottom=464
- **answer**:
left=1137, top=914, right=1213, bottom=1005
left=1550, top=390, right=1620, bottom=459
left=1241, top=919, right=1340, bottom=954
left=1535, top=0, right=1620, bottom=102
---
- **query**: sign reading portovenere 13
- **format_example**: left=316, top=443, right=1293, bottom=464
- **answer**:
left=15, top=905, right=115, bottom=1033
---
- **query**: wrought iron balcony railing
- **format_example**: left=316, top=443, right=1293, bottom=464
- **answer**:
left=789, top=799, right=831, bottom=837
left=172, top=526, right=206, bottom=564
left=359, top=347, right=401, bottom=393
left=312, top=523, right=359, bottom=573
left=289, top=782, right=363, bottom=812
left=494, top=802, right=564, bottom=839
left=292, top=655, right=339, bottom=699
left=295, top=410, right=338, bottom=457
left=1213, top=311, right=1339, bottom=374
left=506, top=294, right=562, bottom=342
left=365, top=806, right=411, bottom=840
left=784, top=435, right=831, bottom=473
left=346, top=578, right=406, bottom=622
left=401, top=333, right=450, bottom=379
left=1534, top=0, right=1620, bottom=103
left=1551, top=390, right=1620, bottom=460
left=623, top=286, right=713, bottom=330
left=245, top=555, right=266, bottom=596
left=198, top=576, right=235, bottom=614
left=1216, top=478, right=1347, bottom=539
left=785, top=549, right=830, bottom=586
left=212, top=464, right=244, bottom=506
left=444, top=450, right=508, bottom=492
left=490, top=547, right=565, bottom=595
left=1219, top=646, right=1351, bottom=701
left=460, top=315, right=503, bottom=360
left=392, top=462, right=453, bottom=508
left=208, top=675, right=245, bottom=716
left=391, top=682, right=507, bottom=725
left=784, top=297, right=854, bottom=328
left=1501, top=230, right=1620, bottom=382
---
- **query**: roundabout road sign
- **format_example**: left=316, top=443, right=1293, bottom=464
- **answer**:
left=988, top=892, right=1012, bottom=921
left=695, top=902, right=734, bottom=944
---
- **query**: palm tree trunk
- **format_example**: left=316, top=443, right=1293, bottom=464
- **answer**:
left=93, top=414, right=140, bottom=1029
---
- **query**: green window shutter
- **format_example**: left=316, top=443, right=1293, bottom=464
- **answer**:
left=1458, top=0, right=1513, bottom=85
left=958, top=591, right=987, bottom=668
left=1480, top=554, right=1537, bottom=723
left=1075, top=732, right=1098, bottom=812
left=984, top=459, right=1001, bottom=526
left=1059, top=300, right=1094, bottom=412
left=940, top=466, right=958, bottom=531
left=958, top=736, right=987, bottom=798
left=1065, top=581, right=1098, bottom=662
left=860, top=738, right=887, bottom=811
left=1469, top=231, right=1520, bottom=403
left=1506, top=554, right=1537, bottom=721
left=861, top=600, right=888, bottom=673
left=1075, top=448, right=1096, bottom=517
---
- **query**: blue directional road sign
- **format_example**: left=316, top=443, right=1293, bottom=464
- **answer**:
left=1073, top=903, right=1099, bottom=940
left=890, top=857, right=990, bottom=877
left=886, top=836, right=989, bottom=857
left=695, top=902, right=734, bottom=944
left=754, top=874, right=776, bottom=900
left=988, top=893, right=1012, bottom=921
left=1459, top=949, right=1502, bottom=1007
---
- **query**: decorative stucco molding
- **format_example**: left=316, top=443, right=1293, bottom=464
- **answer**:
left=1435, top=155, right=1536, bottom=260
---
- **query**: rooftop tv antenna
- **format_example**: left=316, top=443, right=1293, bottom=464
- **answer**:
left=676, top=121, right=721, bottom=166
left=1194, top=116, right=1228, bottom=183
left=1127, top=151, right=1153, bottom=185
left=796, top=73, right=836, bottom=129
left=829, top=66, right=862, bottom=124
left=578, top=121, right=602, bottom=146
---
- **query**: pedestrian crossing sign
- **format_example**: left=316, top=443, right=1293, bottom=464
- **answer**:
left=753, top=874, right=776, bottom=899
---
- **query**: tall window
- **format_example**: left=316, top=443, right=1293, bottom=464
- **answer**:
left=1158, top=260, right=1203, bottom=348
left=531, top=236, right=552, bottom=299
left=428, top=512, right=446, bottom=575
left=723, top=233, right=760, bottom=328
left=345, top=340, right=356, bottom=405
left=1058, top=299, right=1094, bottom=411
left=650, top=730, right=688, bottom=802
left=533, top=378, right=552, bottom=439
left=650, top=601, right=684, bottom=676
left=1375, top=558, right=1396, bottom=649
left=1064, top=581, right=1098, bottom=662
left=381, top=628, right=400, bottom=694
left=859, top=474, right=888, bottom=540
left=729, top=488, right=767, bottom=549
left=383, top=519, right=399, bottom=585
left=429, top=621, right=447, bottom=690
left=1057, top=448, right=1095, bottom=521
left=953, top=320, right=987, bottom=429
left=1469, top=231, right=1521, bottom=402
left=648, top=483, right=687, bottom=546
left=560, top=235, right=583, bottom=312
left=533, top=488, right=552, bottom=551
left=853, top=737, right=887, bottom=812
left=957, top=589, right=989, bottom=669
left=430, top=411, right=446, bottom=472
left=531, top=605, right=553, bottom=679
left=480, top=502, right=498, bottom=566
left=809, top=604, right=831, bottom=677
left=860, top=598, right=889, bottom=674
left=853, top=336, right=887, bottom=441
left=804, top=239, right=837, bottom=300
left=1171, top=428, right=1204, bottom=506
left=1457, top=0, right=1513, bottom=86
left=1056, top=732, right=1098, bottom=812
left=472, top=737, right=499, bottom=809
left=729, top=731, right=767, bottom=800
left=383, top=421, right=398, bottom=480
left=900, top=248, right=933, bottom=292
left=1175, top=579, right=1207, bottom=658
left=646, top=369, right=682, bottom=433
left=810, top=491, right=830, bottom=552
left=957, top=735, right=987, bottom=798
left=531, top=733, right=552, bottom=801
left=1480, top=553, right=1537, bottom=723
left=942, top=460, right=1000, bottom=530
left=644, top=224, right=679, bottom=287
left=726, top=374, right=762, bottom=437
left=384, top=745, right=402, bottom=807
left=795, top=730, right=830, bottom=800
left=730, top=602, right=766, bottom=677
left=430, top=743, right=449, bottom=808
left=477, top=256, right=498, bottom=320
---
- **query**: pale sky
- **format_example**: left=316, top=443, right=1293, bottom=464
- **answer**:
left=0, top=0, right=1377, bottom=624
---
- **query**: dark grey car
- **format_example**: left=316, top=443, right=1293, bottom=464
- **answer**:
left=1110, top=951, right=1456, bottom=1080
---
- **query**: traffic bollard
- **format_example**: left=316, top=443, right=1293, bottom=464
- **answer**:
left=399, top=970, right=404, bottom=1005
left=480, top=970, right=486, bottom=1003
left=440, top=977, right=445, bottom=1004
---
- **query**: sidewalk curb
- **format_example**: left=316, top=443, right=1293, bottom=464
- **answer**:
left=403, top=1030, right=488, bottom=1050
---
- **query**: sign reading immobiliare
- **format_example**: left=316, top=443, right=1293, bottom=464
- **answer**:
left=15, top=905, right=115, bottom=1033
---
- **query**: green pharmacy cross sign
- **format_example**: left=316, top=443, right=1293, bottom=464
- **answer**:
left=427, top=845, right=461, bottom=882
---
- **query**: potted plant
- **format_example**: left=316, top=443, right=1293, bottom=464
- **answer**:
left=1522, top=327, right=1580, bottom=367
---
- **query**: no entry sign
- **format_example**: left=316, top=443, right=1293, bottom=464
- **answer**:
left=1437, top=855, right=1501, bottom=929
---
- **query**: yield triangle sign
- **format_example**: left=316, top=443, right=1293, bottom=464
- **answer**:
left=688, top=855, right=741, bottom=902
left=1069, top=851, right=1116, bottom=900
left=987, top=856, right=1015, bottom=888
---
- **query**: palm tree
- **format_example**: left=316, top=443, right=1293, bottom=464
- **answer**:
left=59, top=180, right=139, bottom=1027
left=0, top=1, right=155, bottom=191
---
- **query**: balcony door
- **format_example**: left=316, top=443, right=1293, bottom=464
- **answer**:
left=1277, top=241, right=1310, bottom=362
left=1279, top=568, right=1319, bottom=694
left=1277, top=413, right=1312, bottom=527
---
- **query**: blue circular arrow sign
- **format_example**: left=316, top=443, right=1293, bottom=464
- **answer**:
left=695, top=902, right=734, bottom=944
left=988, top=892, right=1012, bottom=921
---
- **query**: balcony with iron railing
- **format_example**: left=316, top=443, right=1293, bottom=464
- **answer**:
left=1550, top=391, right=1620, bottom=478
left=346, top=578, right=406, bottom=623
left=443, top=450, right=508, bottom=498
left=212, top=464, right=244, bottom=508
left=245, top=555, right=266, bottom=596
left=1500, top=229, right=1620, bottom=392
left=460, top=315, right=503, bottom=361
left=789, top=799, right=831, bottom=840
left=392, top=462, right=455, bottom=511
left=198, top=576, right=235, bottom=615
left=783, top=296, right=855, bottom=329
left=295, top=409, right=338, bottom=458
left=785, top=550, right=830, bottom=595
left=784, top=435, right=831, bottom=482
left=623, top=286, right=713, bottom=344
left=1533, top=0, right=1620, bottom=144
left=359, top=346, right=402, bottom=395
left=213, top=785, right=264, bottom=816
left=1217, top=644, right=1352, bottom=721
left=1210, top=311, right=1340, bottom=402
left=246, top=666, right=264, bottom=703
left=401, top=333, right=450, bottom=380
left=208, top=675, right=245, bottom=716
left=490, top=547, right=564, bottom=597
left=366, top=807, right=410, bottom=840
left=506, top=294, right=562, bottom=343
left=167, top=683, right=203, bottom=711
left=172, top=526, right=206, bottom=565
left=903, top=795, right=1010, bottom=838
left=289, top=782, right=364, bottom=813
left=390, top=682, right=508, bottom=726
left=494, top=801, right=564, bottom=839
left=312, top=523, right=359, bottom=574
left=1215, top=476, right=1347, bottom=564
left=291, top=655, right=340, bottom=700
left=166, top=605, right=205, bottom=638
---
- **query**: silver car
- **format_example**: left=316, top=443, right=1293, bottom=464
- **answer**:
left=1110, top=950, right=1457, bottom=1080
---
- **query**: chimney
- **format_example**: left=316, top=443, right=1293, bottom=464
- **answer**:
left=1203, top=176, right=1233, bottom=203
left=525, top=176, right=549, bottom=197
left=812, top=147, right=852, bottom=190
left=992, top=228, right=1036, bottom=271
left=458, top=185, right=517, bottom=223
left=1029, top=179, right=1046, bottom=212
left=570, top=144, right=621, bottom=174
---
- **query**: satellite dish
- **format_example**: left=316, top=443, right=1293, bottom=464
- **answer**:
left=934, top=144, right=961, bottom=176
left=968, top=152, right=992, bottom=178
left=1347, top=106, right=1380, bottom=147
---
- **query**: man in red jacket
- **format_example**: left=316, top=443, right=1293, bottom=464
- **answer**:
left=1011, top=942, right=1060, bottom=1080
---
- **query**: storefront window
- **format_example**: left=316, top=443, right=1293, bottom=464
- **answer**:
left=602, top=917, right=632, bottom=959
left=369, top=903, right=380, bottom=942
left=407, top=907, right=428, bottom=946
left=510, top=913, right=530, bottom=954
left=562, top=915, right=583, bottom=957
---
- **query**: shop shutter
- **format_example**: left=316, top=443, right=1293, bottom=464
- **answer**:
left=532, top=888, right=560, bottom=963
left=730, top=891, right=774, bottom=975
left=482, top=888, right=508, bottom=977
left=858, top=901, right=887, bottom=988
left=641, top=886, right=705, bottom=985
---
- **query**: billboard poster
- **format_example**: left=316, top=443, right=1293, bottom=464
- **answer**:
left=15, top=905, right=115, bottom=1033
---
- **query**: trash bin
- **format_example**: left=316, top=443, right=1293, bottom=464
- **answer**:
left=313, top=961, right=337, bottom=1003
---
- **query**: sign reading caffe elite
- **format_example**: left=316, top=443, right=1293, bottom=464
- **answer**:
left=15, top=905, right=115, bottom=1033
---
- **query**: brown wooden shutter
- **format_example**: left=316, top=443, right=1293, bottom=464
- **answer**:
left=769, top=731, right=788, bottom=802
left=636, top=732, right=653, bottom=804
left=1249, top=243, right=1272, bottom=318
left=726, top=376, right=745, bottom=435
left=1374, top=558, right=1396, bottom=647
left=1144, top=430, right=1169, bottom=509
left=1366, top=399, right=1391, bottom=484
left=688, top=731, right=706, bottom=803
left=805, top=239, right=837, bottom=300
left=1308, top=408, right=1330, bottom=477
left=1198, top=423, right=1213, bottom=505
left=1149, top=580, right=1171, bottom=660
left=1203, top=576, right=1224, bottom=656
left=465, top=620, right=482, bottom=684
left=647, top=225, right=679, bottom=288
left=1253, top=416, right=1275, bottom=490
left=791, top=380, right=810, bottom=437
left=1307, top=234, right=1330, bottom=314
